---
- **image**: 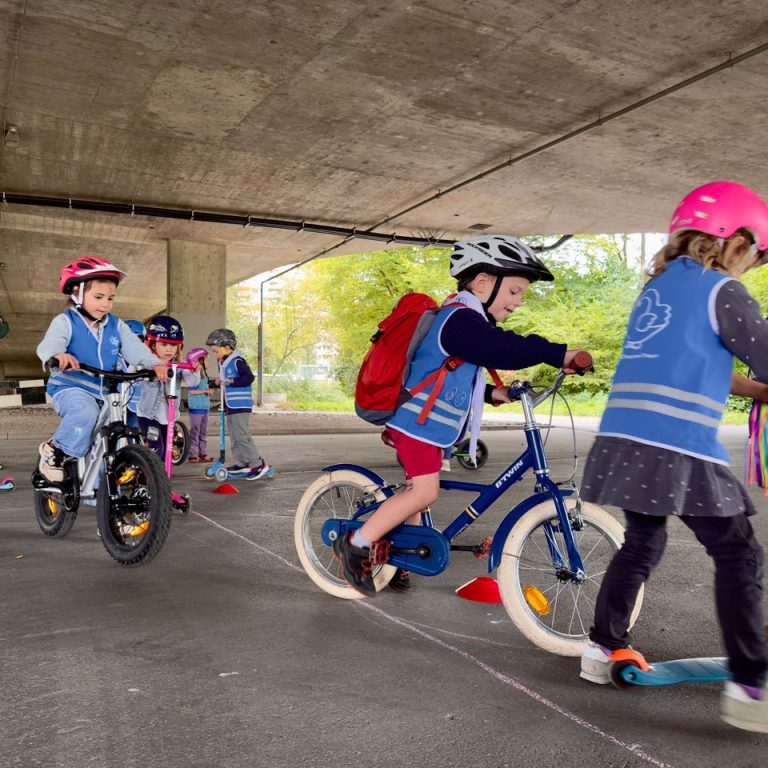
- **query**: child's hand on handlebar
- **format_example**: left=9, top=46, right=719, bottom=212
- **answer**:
left=153, top=364, right=169, bottom=382
left=562, top=349, right=593, bottom=375
left=490, top=386, right=513, bottom=405
left=54, top=353, right=80, bottom=370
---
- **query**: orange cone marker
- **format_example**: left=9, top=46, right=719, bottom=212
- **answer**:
left=455, top=576, right=502, bottom=604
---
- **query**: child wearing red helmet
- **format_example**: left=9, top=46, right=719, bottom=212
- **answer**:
left=36, top=257, right=166, bottom=482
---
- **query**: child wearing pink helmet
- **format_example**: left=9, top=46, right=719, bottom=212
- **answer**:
left=578, top=181, right=768, bottom=733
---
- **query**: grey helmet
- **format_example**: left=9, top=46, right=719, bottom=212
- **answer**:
left=205, top=328, right=237, bottom=348
left=449, top=235, right=554, bottom=283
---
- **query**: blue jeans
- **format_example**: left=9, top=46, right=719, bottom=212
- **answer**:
left=591, top=510, right=768, bottom=687
left=51, top=388, right=102, bottom=458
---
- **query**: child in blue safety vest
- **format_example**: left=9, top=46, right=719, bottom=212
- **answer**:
left=35, top=257, right=165, bottom=482
left=205, top=328, right=272, bottom=480
left=334, top=235, right=588, bottom=596
left=577, top=181, right=768, bottom=734
left=185, top=347, right=214, bottom=463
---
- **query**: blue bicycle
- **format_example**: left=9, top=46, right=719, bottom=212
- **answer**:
left=294, top=365, right=644, bottom=656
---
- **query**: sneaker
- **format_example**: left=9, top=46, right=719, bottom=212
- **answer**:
left=441, top=459, right=452, bottom=472
left=38, top=441, right=64, bottom=483
left=226, top=464, right=250, bottom=475
left=721, top=681, right=768, bottom=733
left=580, top=642, right=618, bottom=685
left=388, top=568, right=412, bottom=592
left=245, top=463, right=273, bottom=481
left=332, top=533, right=376, bottom=597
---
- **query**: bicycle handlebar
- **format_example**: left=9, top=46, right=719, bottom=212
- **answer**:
left=45, top=358, right=159, bottom=382
left=506, top=351, right=594, bottom=409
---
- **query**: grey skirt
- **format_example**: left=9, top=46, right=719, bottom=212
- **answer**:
left=580, top=436, right=757, bottom=518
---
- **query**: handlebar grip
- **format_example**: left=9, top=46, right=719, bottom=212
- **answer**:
left=572, top=350, right=594, bottom=374
left=46, top=357, right=59, bottom=369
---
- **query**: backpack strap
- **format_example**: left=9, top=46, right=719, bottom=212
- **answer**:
left=410, top=356, right=463, bottom=425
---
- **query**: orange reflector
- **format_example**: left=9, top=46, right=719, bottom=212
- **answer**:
left=524, top=585, right=550, bottom=616
left=128, top=521, right=150, bottom=537
left=117, top=468, right=138, bottom=485
left=213, top=483, right=239, bottom=495
left=455, top=576, right=502, bottom=604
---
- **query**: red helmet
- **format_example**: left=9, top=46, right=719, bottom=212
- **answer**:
left=59, top=256, right=127, bottom=295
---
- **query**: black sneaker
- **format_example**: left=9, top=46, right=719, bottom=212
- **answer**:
left=332, top=533, right=376, bottom=597
left=388, top=568, right=412, bottom=593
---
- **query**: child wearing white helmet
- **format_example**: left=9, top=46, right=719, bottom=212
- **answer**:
left=334, top=235, right=588, bottom=595
left=36, top=257, right=165, bottom=482
left=578, top=181, right=768, bottom=734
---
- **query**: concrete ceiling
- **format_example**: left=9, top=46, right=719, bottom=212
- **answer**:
left=1, top=0, right=768, bottom=375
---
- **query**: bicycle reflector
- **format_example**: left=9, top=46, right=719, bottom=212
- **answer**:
left=523, top=585, right=551, bottom=616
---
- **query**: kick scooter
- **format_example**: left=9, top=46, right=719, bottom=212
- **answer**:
left=163, top=351, right=206, bottom=513
left=204, top=388, right=273, bottom=482
left=609, top=649, right=730, bottom=688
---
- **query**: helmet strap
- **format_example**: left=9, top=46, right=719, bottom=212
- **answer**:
left=71, top=281, right=100, bottom=323
left=481, top=275, right=502, bottom=326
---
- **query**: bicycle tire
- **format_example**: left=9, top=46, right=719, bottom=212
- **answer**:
left=34, top=488, right=78, bottom=537
left=294, top=469, right=396, bottom=599
left=455, top=438, right=488, bottom=470
left=34, top=463, right=80, bottom=537
left=171, top=420, right=190, bottom=466
left=97, top=445, right=171, bottom=567
left=497, top=499, right=643, bottom=656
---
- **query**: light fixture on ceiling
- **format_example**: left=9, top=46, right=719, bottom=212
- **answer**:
left=3, top=124, right=20, bottom=148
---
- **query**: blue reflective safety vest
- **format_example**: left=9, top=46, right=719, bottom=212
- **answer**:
left=387, top=305, right=478, bottom=447
left=221, top=352, right=254, bottom=413
left=47, top=309, right=121, bottom=399
left=188, top=376, right=210, bottom=414
left=599, top=257, right=734, bottom=464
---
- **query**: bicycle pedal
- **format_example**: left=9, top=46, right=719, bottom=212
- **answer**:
left=369, top=538, right=391, bottom=565
left=473, top=535, right=493, bottom=559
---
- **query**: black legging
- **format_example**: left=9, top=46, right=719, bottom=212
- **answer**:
left=590, top=510, right=768, bottom=687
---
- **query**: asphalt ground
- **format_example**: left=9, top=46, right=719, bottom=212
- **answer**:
left=1, top=417, right=768, bottom=768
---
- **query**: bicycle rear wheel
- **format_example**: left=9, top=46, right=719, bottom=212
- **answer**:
left=97, top=445, right=171, bottom=566
left=497, top=499, right=643, bottom=656
left=294, top=469, right=396, bottom=599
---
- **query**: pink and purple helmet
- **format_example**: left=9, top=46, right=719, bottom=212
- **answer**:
left=669, top=181, right=768, bottom=252
left=59, top=256, right=127, bottom=295
left=186, top=347, right=208, bottom=364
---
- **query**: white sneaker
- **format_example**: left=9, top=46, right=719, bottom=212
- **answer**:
left=580, top=642, right=614, bottom=684
left=721, top=681, right=768, bottom=733
left=441, top=459, right=452, bottom=472
left=38, top=441, right=64, bottom=483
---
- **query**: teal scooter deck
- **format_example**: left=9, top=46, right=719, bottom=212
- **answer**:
left=610, top=653, right=729, bottom=688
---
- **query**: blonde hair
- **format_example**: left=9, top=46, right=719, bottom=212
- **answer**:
left=649, top=230, right=757, bottom=281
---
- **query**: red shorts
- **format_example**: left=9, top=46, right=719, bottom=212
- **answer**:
left=387, top=428, right=442, bottom=479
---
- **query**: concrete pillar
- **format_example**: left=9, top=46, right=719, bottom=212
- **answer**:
left=166, top=240, right=227, bottom=355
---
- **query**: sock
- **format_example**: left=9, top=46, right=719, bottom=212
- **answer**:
left=350, top=530, right=371, bottom=549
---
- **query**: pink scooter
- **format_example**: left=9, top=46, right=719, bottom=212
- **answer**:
left=165, top=347, right=207, bottom=514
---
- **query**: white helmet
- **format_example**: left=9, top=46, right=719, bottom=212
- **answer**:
left=449, top=235, right=554, bottom=282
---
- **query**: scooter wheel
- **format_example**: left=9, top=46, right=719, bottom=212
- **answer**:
left=214, top=466, right=229, bottom=482
left=175, top=493, right=190, bottom=515
left=609, top=659, right=641, bottom=689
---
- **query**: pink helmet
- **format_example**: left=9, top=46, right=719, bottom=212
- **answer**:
left=59, top=256, right=127, bottom=295
left=186, top=347, right=208, bottom=364
left=669, top=181, right=768, bottom=251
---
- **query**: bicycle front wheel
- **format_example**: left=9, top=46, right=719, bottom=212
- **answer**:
left=497, top=499, right=643, bottom=657
left=294, top=470, right=396, bottom=599
left=97, top=445, right=171, bottom=567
